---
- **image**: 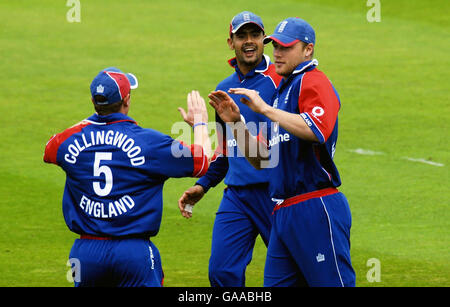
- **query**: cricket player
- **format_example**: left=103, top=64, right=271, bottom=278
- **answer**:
left=43, top=67, right=211, bottom=287
left=178, top=11, right=282, bottom=286
left=209, top=17, right=356, bottom=287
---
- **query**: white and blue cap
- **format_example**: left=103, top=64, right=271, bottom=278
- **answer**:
left=90, top=67, right=138, bottom=105
left=264, top=17, right=315, bottom=47
left=229, top=11, right=264, bottom=36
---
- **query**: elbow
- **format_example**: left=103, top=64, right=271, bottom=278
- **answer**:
left=306, top=130, right=320, bottom=143
left=193, top=156, right=209, bottom=178
left=191, top=144, right=210, bottom=177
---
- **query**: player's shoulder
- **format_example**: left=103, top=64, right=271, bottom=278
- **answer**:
left=53, top=120, right=92, bottom=143
left=300, top=67, right=341, bottom=103
left=137, top=127, right=175, bottom=144
left=261, top=63, right=283, bottom=88
left=216, top=74, right=235, bottom=91
left=43, top=120, right=91, bottom=164
left=137, top=126, right=163, bottom=137
left=300, top=67, right=336, bottom=93
left=303, top=68, right=332, bottom=85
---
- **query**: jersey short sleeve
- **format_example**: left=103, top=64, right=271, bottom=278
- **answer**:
left=43, top=121, right=91, bottom=165
left=298, top=69, right=340, bottom=144
left=144, top=130, right=208, bottom=179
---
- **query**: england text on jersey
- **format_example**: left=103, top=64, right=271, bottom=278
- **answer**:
left=79, top=194, right=135, bottom=219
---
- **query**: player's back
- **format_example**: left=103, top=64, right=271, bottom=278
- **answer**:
left=44, top=112, right=204, bottom=237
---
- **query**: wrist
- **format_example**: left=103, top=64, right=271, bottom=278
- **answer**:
left=195, top=183, right=208, bottom=194
left=232, top=114, right=245, bottom=124
left=260, top=104, right=273, bottom=117
left=192, top=122, right=207, bottom=130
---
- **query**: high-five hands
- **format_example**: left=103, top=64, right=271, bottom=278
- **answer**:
left=208, top=88, right=269, bottom=123
left=208, top=90, right=241, bottom=123
left=178, top=90, right=208, bottom=127
left=228, top=88, right=270, bottom=115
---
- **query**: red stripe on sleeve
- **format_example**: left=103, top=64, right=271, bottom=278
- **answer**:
left=298, top=69, right=340, bottom=143
left=178, top=141, right=209, bottom=177
left=190, top=144, right=209, bottom=177
left=43, top=121, right=91, bottom=165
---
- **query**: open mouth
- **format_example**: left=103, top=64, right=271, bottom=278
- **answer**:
left=243, top=46, right=257, bottom=56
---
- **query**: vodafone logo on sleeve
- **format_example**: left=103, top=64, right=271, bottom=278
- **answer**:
left=312, top=106, right=324, bottom=117
left=311, top=106, right=324, bottom=124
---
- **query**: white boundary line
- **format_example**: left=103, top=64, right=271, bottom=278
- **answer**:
left=347, top=148, right=444, bottom=167
left=402, top=157, right=444, bottom=167
left=347, top=148, right=385, bottom=156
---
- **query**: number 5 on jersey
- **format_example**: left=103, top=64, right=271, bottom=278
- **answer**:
left=93, top=152, right=113, bottom=196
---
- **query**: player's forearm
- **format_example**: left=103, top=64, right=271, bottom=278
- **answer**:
left=231, top=121, right=269, bottom=170
left=227, top=88, right=317, bottom=142
left=193, top=124, right=212, bottom=160
left=261, top=106, right=318, bottom=142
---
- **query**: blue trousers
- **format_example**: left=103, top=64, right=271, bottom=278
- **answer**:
left=264, top=191, right=355, bottom=287
left=69, top=238, right=163, bottom=287
left=209, top=184, right=274, bottom=287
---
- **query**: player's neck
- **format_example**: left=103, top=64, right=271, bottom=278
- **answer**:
left=119, top=102, right=130, bottom=115
left=236, top=57, right=263, bottom=76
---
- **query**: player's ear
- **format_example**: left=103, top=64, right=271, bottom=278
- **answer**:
left=123, top=94, right=131, bottom=107
left=305, top=43, right=314, bottom=58
left=227, top=37, right=234, bottom=50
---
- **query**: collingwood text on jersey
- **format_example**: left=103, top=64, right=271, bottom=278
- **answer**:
left=63, top=129, right=145, bottom=166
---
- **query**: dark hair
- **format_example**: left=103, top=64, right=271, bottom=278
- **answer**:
left=93, top=95, right=123, bottom=115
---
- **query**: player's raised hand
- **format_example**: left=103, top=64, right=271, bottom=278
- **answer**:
left=178, top=90, right=208, bottom=127
left=178, top=185, right=205, bottom=219
left=228, top=88, right=270, bottom=115
left=208, top=90, right=241, bottom=123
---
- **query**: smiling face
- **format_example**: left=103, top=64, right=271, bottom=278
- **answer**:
left=227, top=23, right=265, bottom=75
left=272, top=40, right=314, bottom=78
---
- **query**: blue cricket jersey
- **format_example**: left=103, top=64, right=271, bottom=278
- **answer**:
left=44, top=112, right=208, bottom=237
left=196, top=54, right=282, bottom=191
left=268, top=59, right=342, bottom=199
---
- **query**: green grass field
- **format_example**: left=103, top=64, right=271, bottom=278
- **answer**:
left=0, top=0, right=448, bottom=287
